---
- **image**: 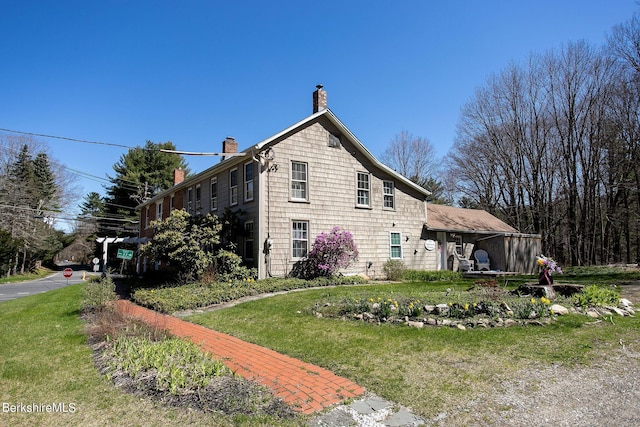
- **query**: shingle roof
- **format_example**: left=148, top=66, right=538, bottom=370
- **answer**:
left=426, top=204, right=518, bottom=234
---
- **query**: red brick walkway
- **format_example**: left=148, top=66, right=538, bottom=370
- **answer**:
left=114, top=300, right=365, bottom=414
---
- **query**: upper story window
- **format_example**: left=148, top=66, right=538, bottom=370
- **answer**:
left=383, top=181, right=395, bottom=210
left=156, top=201, right=163, bottom=221
left=291, top=161, right=308, bottom=201
left=328, top=133, right=340, bottom=148
left=230, top=168, right=238, bottom=206
left=195, top=184, right=202, bottom=212
left=356, top=172, right=370, bottom=207
left=187, top=187, right=193, bottom=213
left=170, top=193, right=175, bottom=211
left=210, top=177, right=218, bottom=211
left=244, top=162, right=254, bottom=202
left=145, top=207, right=149, bottom=229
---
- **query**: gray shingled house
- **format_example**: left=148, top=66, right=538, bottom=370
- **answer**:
left=138, top=86, right=539, bottom=278
left=424, top=204, right=541, bottom=274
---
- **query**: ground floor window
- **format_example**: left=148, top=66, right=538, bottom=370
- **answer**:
left=390, top=232, right=402, bottom=259
left=244, top=221, right=254, bottom=260
left=292, top=220, right=309, bottom=259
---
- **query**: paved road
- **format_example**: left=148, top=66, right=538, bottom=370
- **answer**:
left=0, top=267, right=91, bottom=303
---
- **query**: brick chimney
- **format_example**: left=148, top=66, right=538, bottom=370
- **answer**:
left=173, top=168, right=185, bottom=185
left=313, top=84, right=327, bottom=113
left=221, top=136, right=238, bottom=161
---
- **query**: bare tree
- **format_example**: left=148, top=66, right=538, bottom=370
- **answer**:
left=608, top=14, right=640, bottom=73
left=449, top=39, right=626, bottom=266
left=542, top=41, right=619, bottom=265
left=450, top=59, right=559, bottom=239
left=381, top=131, right=444, bottom=200
left=607, top=14, right=640, bottom=264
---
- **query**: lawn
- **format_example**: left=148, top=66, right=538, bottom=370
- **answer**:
left=0, top=267, right=54, bottom=285
left=186, top=279, right=640, bottom=419
left=0, top=284, right=305, bottom=427
left=1, top=273, right=639, bottom=425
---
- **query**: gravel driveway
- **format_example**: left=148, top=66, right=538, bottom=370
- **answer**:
left=435, top=280, right=640, bottom=426
left=433, top=347, right=640, bottom=426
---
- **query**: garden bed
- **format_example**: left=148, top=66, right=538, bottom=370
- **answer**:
left=82, top=278, right=297, bottom=422
left=84, top=308, right=295, bottom=419
left=309, top=280, right=634, bottom=329
left=131, top=275, right=368, bottom=314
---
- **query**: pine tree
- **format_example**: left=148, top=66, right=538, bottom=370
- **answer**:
left=0, top=144, right=62, bottom=274
left=33, top=152, right=58, bottom=213
left=104, top=140, right=189, bottom=236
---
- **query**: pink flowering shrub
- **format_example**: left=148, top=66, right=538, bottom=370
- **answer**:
left=305, top=226, right=359, bottom=277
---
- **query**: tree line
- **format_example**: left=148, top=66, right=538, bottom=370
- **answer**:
left=446, top=15, right=640, bottom=266
left=0, top=135, right=73, bottom=276
left=4, top=15, right=640, bottom=274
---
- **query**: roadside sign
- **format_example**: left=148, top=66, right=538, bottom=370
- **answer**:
left=63, top=268, right=73, bottom=278
left=117, top=249, right=134, bottom=260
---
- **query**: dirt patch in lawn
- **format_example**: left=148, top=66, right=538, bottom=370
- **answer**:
left=617, top=280, right=640, bottom=302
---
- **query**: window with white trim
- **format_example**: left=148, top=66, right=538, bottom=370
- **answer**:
left=291, top=161, right=308, bottom=201
left=187, top=187, right=193, bottom=213
left=244, top=221, right=254, bottom=260
left=244, top=162, right=254, bottom=202
left=292, top=220, right=309, bottom=259
left=145, top=207, right=149, bottom=229
left=356, top=172, right=370, bottom=207
left=383, top=181, right=395, bottom=209
left=210, top=177, right=218, bottom=211
left=390, top=232, right=402, bottom=259
left=170, top=193, right=175, bottom=211
left=195, top=184, right=201, bottom=212
left=157, top=201, right=163, bottom=221
left=230, top=168, right=238, bottom=206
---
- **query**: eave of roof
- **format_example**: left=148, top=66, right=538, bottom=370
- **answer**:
left=138, top=108, right=431, bottom=209
left=425, top=204, right=519, bottom=234
left=255, top=109, right=431, bottom=198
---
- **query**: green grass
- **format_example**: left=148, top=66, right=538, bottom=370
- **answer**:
left=0, top=284, right=306, bottom=427
left=187, top=281, right=640, bottom=419
left=2, top=270, right=638, bottom=425
left=0, top=267, right=54, bottom=284
left=131, top=275, right=368, bottom=313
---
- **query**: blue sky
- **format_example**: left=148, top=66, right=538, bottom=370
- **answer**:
left=1, top=1, right=637, bottom=229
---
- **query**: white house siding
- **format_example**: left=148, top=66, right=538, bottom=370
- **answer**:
left=256, top=118, right=435, bottom=279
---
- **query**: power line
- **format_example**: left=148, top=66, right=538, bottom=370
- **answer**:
left=0, top=127, right=247, bottom=156
left=65, top=166, right=140, bottom=191
left=1, top=141, right=157, bottom=194
left=0, top=127, right=135, bottom=150
left=0, top=139, right=142, bottom=189
left=0, top=204, right=138, bottom=223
